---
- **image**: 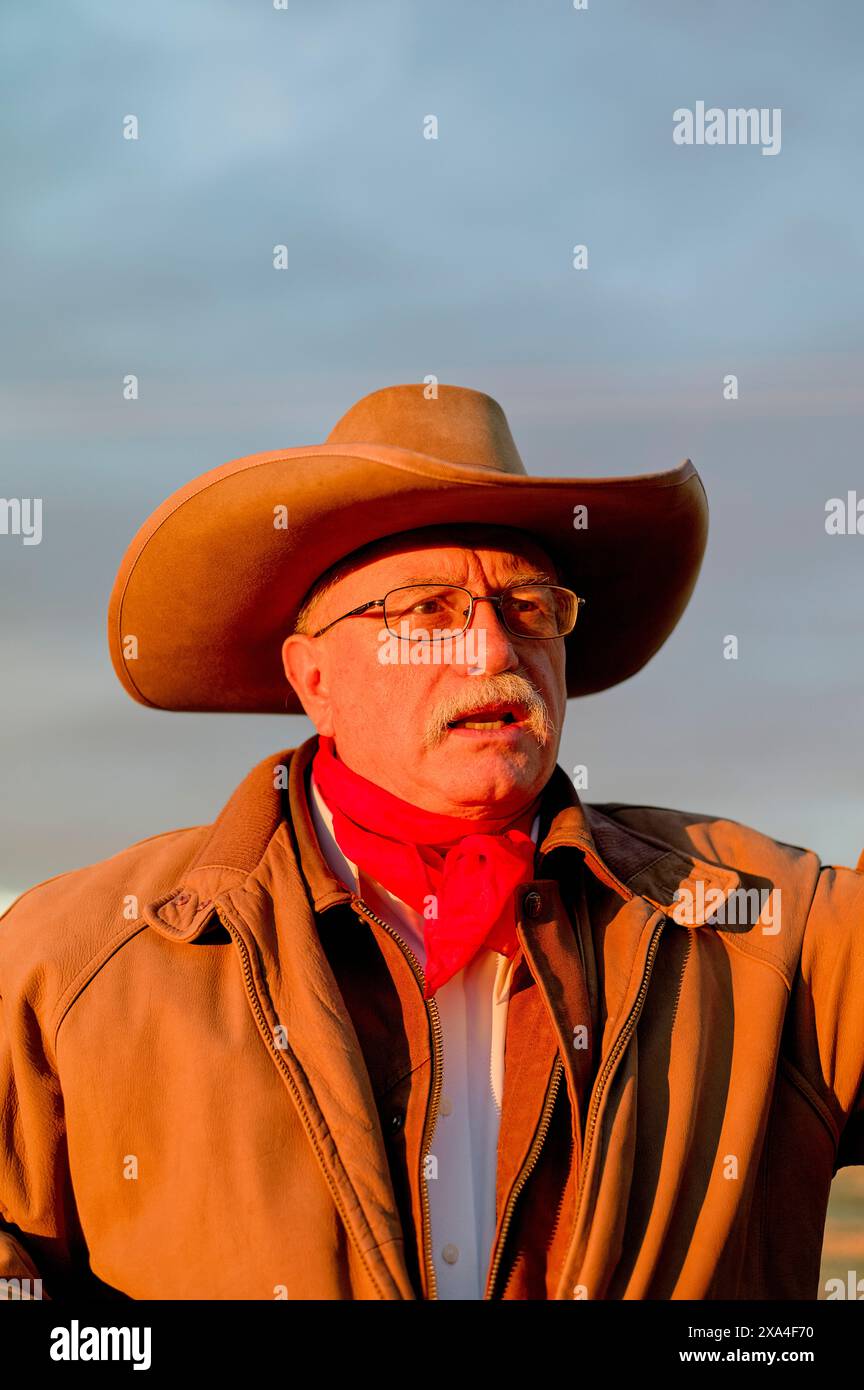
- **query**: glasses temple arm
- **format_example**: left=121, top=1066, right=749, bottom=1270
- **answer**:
left=310, top=599, right=384, bottom=638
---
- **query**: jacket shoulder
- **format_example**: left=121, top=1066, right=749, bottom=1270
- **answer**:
left=0, top=824, right=212, bottom=1013
left=592, top=800, right=823, bottom=883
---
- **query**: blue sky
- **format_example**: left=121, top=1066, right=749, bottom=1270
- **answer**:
left=1, top=0, right=863, bottom=896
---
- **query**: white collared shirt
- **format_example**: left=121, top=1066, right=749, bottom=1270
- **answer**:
left=307, top=771, right=540, bottom=1299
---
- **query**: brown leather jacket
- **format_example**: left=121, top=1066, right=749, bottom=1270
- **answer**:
left=1, top=735, right=862, bottom=1299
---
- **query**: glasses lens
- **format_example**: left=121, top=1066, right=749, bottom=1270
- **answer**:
left=383, top=586, right=471, bottom=639
left=501, top=585, right=579, bottom=638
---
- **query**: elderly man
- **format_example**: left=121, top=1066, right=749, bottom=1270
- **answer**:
left=1, top=383, right=862, bottom=1302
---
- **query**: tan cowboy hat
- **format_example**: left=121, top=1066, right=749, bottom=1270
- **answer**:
left=107, top=382, right=708, bottom=714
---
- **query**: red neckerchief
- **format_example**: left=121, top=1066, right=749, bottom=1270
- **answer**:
left=311, top=735, right=541, bottom=997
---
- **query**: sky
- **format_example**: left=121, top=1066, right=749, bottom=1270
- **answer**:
left=1, top=0, right=863, bottom=904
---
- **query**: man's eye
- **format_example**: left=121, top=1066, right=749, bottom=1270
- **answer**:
left=509, top=599, right=539, bottom=613
left=411, top=599, right=446, bottom=615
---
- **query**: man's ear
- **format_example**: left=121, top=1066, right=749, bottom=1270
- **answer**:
left=281, top=634, right=335, bottom=735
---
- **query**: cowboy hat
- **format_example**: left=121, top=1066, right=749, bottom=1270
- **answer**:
left=107, top=382, right=708, bottom=714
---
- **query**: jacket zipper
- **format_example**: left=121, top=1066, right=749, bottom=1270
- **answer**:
left=483, top=1052, right=565, bottom=1299
left=562, top=912, right=666, bottom=1295
left=215, top=905, right=391, bottom=1300
left=350, top=895, right=443, bottom=1301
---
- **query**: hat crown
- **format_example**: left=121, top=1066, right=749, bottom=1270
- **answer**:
left=325, top=383, right=527, bottom=475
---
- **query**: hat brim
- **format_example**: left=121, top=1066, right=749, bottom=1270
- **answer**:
left=107, top=444, right=708, bottom=713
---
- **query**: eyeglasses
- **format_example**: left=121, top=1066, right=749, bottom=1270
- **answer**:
left=309, top=583, right=586, bottom=641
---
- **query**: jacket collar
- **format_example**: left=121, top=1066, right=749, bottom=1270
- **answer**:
left=534, top=764, right=740, bottom=920
left=143, top=735, right=739, bottom=941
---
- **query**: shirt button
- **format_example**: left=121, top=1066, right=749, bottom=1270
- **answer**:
left=441, top=1243, right=459, bottom=1264
left=523, top=891, right=543, bottom=919
left=439, top=1096, right=453, bottom=1116
left=388, top=1110, right=405, bottom=1134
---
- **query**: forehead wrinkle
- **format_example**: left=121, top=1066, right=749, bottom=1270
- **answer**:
left=366, top=542, right=557, bottom=587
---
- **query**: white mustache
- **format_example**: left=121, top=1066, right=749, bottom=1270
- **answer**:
left=424, top=673, right=554, bottom=749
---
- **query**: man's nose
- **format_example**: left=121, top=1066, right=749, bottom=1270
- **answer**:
left=463, top=597, right=520, bottom=676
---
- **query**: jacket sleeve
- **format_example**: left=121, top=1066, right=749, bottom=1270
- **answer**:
left=793, top=859, right=864, bottom=1171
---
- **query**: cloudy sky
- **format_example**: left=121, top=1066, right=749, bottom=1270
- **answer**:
left=1, top=0, right=863, bottom=904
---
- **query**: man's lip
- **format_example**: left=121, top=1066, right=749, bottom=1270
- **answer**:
left=445, top=703, right=529, bottom=730
left=446, top=723, right=527, bottom=739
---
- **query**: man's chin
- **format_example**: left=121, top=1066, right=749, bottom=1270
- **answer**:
left=427, top=732, right=551, bottom=802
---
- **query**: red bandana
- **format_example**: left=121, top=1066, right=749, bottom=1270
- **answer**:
left=311, top=735, right=542, bottom=997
